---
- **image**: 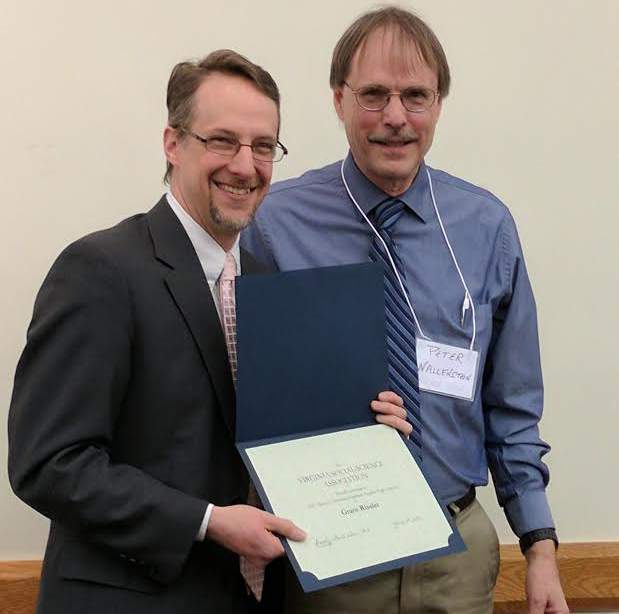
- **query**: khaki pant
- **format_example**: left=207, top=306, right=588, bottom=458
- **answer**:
left=284, top=499, right=500, bottom=614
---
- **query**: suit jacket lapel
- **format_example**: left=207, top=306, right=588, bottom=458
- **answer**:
left=146, top=197, right=236, bottom=438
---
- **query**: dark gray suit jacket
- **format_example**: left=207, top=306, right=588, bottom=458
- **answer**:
left=8, top=197, right=270, bottom=613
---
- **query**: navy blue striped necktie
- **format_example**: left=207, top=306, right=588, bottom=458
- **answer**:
left=369, top=199, right=422, bottom=452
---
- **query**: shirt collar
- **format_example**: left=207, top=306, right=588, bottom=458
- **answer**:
left=341, top=151, right=431, bottom=223
left=165, top=191, right=241, bottom=288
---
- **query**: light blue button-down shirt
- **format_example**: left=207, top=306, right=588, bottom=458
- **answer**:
left=242, top=152, right=554, bottom=537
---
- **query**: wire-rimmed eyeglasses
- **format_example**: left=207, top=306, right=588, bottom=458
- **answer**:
left=188, top=132, right=288, bottom=163
left=344, top=81, right=438, bottom=113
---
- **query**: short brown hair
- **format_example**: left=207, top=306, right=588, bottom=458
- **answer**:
left=330, top=6, right=450, bottom=98
left=164, top=49, right=280, bottom=184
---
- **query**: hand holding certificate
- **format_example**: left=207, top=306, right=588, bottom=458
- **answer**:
left=246, top=425, right=456, bottom=584
left=235, top=263, right=465, bottom=592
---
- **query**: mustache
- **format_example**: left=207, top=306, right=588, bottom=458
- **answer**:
left=213, top=179, right=260, bottom=190
left=368, top=133, right=418, bottom=145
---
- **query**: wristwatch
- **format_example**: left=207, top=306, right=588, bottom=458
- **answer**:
left=519, top=528, right=559, bottom=555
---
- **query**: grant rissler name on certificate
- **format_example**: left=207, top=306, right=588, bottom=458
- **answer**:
left=245, top=424, right=458, bottom=586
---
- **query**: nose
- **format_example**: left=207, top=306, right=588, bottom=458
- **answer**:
left=382, top=95, right=407, bottom=130
left=226, top=144, right=256, bottom=177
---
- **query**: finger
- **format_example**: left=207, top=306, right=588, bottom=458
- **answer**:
left=249, top=527, right=285, bottom=562
left=377, top=391, right=404, bottom=406
left=264, top=532, right=286, bottom=559
left=248, top=550, right=279, bottom=568
left=371, top=400, right=407, bottom=419
left=375, top=413, right=413, bottom=437
left=526, top=595, right=545, bottom=614
left=264, top=515, right=306, bottom=541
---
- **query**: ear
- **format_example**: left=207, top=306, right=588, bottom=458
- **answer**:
left=435, top=96, right=443, bottom=120
left=332, top=87, right=345, bottom=121
left=163, top=126, right=182, bottom=167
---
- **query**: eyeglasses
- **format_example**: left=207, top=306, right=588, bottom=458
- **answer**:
left=187, top=132, right=288, bottom=163
left=343, top=81, right=438, bottom=113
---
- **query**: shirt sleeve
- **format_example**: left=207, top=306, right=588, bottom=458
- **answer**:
left=482, top=212, right=555, bottom=537
left=196, top=503, right=214, bottom=541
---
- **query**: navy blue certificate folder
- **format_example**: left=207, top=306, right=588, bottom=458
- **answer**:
left=235, top=262, right=465, bottom=592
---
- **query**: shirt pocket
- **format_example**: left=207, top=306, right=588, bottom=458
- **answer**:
left=434, top=302, right=493, bottom=351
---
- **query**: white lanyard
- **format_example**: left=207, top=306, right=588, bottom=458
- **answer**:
left=340, top=158, right=477, bottom=351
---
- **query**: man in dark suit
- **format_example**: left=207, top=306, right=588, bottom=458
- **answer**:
left=8, top=47, right=411, bottom=613
left=7, top=49, right=307, bottom=614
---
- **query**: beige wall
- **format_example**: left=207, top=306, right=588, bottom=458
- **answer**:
left=1, top=0, right=618, bottom=560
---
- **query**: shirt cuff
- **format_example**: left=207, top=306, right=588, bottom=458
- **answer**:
left=195, top=503, right=214, bottom=542
left=504, top=489, right=555, bottom=537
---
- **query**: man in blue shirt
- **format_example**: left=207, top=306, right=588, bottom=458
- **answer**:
left=243, top=6, right=568, bottom=614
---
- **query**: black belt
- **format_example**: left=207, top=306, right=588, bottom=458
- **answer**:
left=447, top=486, right=476, bottom=517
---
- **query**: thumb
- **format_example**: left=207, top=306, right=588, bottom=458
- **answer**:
left=266, top=514, right=306, bottom=541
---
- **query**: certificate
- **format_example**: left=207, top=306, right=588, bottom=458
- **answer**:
left=241, top=424, right=464, bottom=591
left=235, top=263, right=465, bottom=591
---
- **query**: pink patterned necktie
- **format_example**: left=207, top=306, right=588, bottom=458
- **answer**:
left=218, top=252, right=264, bottom=601
left=219, top=253, right=238, bottom=383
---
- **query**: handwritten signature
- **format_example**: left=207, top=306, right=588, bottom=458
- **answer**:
left=393, top=516, right=422, bottom=529
left=314, top=527, right=370, bottom=548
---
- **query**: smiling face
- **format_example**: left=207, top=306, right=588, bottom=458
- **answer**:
left=164, top=72, right=279, bottom=250
left=333, top=27, right=442, bottom=196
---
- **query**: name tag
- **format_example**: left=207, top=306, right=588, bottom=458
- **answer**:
left=416, top=339, right=479, bottom=401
